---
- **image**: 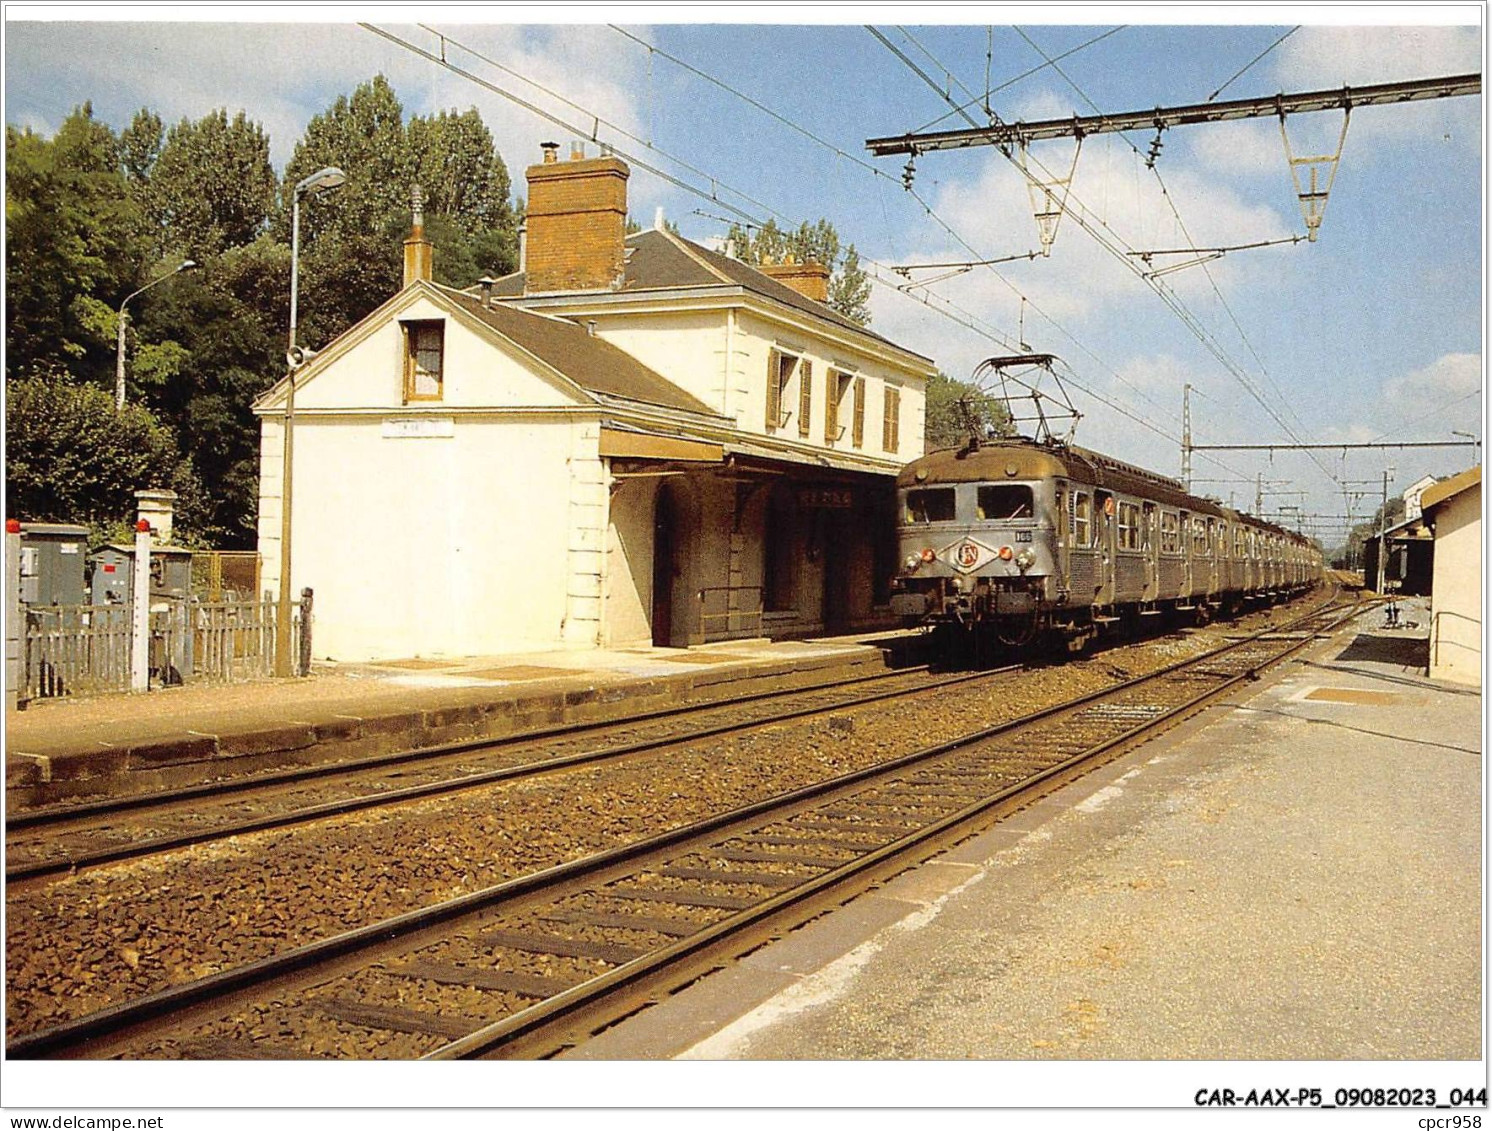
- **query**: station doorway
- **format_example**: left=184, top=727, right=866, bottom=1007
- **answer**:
left=651, top=484, right=679, bottom=647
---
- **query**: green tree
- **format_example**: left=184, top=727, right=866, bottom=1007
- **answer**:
left=726, top=217, right=873, bottom=326
left=146, top=109, right=277, bottom=257
left=282, top=76, right=518, bottom=345
left=119, top=108, right=162, bottom=195
left=5, top=104, right=149, bottom=383
left=130, top=236, right=290, bottom=543
left=923, top=370, right=1013, bottom=450
left=5, top=371, right=208, bottom=544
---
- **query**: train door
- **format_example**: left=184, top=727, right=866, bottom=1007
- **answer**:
left=1142, top=502, right=1158, bottom=602
left=1054, top=482, right=1070, bottom=598
left=1179, top=510, right=1193, bottom=597
left=1095, top=490, right=1115, bottom=607
left=1204, top=518, right=1219, bottom=598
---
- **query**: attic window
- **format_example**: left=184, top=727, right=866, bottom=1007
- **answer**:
left=403, top=320, right=444, bottom=402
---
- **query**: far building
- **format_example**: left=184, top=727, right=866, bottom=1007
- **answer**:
left=254, top=145, right=934, bottom=662
left=1420, top=465, right=1481, bottom=687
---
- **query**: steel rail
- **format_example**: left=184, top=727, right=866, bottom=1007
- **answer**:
left=432, top=603, right=1362, bottom=1058
left=7, top=660, right=939, bottom=831
left=5, top=664, right=1012, bottom=882
left=866, top=73, right=1481, bottom=154
left=8, top=592, right=1354, bottom=1060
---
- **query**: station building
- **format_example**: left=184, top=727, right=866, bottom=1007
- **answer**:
left=1421, top=465, right=1481, bottom=686
left=255, top=145, right=935, bottom=662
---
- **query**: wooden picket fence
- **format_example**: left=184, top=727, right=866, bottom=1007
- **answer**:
left=22, top=593, right=308, bottom=701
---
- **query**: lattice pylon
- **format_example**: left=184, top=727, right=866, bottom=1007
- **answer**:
left=1279, top=108, right=1351, bottom=242
left=1018, top=137, right=1082, bottom=257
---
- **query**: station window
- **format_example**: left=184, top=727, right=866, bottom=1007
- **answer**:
left=883, top=386, right=901, bottom=453
left=798, top=359, right=814, bottom=438
left=904, top=487, right=955, bottom=524
left=826, top=370, right=853, bottom=446
left=977, top=484, right=1033, bottom=520
left=1161, top=512, right=1180, bottom=554
left=1073, top=492, right=1091, bottom=546
left=1117, top=501, right=1140, bottom=551
left=402, top=320, right=444, bottom=402
left=766, top=349, right=799, bottom=432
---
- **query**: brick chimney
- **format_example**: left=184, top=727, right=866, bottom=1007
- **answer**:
left=524, top=142, right=629, bottom=294
left=758, top=257, right=831, bottom=304
left=403, top=184, right=433, bottom=287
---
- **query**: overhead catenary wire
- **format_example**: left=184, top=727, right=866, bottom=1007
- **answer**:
left=1013, top=24, right=1326, bottom=460
left=1207, top=26, right=1301, bottom=102
left=379, top=22, right=1271, bottom=491
left=873, top=25, right=1342, bottom=491
left=606, top=23, right=1196, bottom=441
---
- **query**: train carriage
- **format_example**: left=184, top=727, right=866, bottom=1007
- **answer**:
left=888, top=437, right=1322, bottom=653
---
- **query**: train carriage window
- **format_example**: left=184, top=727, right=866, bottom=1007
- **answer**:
left=1117, top=501, right=1140, bottom=550
left=1073, top=492, right=1091, bottom=545
left=976, top=484, right=1033, bottom=520
left=904, top=488, right=956, bottom=524
left=1192, top=516, right=1209, bottom=555
left=1235, top=526, right=1246, bottom=556
left=1161, top=512, right=1180, bottom=554
left=1143, top=503, right=1156, bottom=552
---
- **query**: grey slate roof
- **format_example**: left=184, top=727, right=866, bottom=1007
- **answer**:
left=438, top=284, right=720, bottom=418
left=486, top=229, right=917, bottom=356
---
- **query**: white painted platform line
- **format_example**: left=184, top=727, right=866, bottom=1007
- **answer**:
left=676, top=826, right=1061, bottom=1060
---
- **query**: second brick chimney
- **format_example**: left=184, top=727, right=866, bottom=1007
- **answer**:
left=403, top=184, right=433, bottom=287
left=524, top=143, right=630, bottom=294
left=758, top=258, right=831, bottom=304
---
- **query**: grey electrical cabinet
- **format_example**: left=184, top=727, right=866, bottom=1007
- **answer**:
left=89, top=546, right=134, bottom=605
left=89, top=545, right=194, bottom=605
left=18, top=523, right=89, bottom=606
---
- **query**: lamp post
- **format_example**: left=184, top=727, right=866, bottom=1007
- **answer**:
left=276, top=166, right=346, bottom=677
left=115, top=259, right=198, bottom=410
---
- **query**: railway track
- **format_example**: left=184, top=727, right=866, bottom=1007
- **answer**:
left=9, top=592, right=1361, bottom=1061
left=6, top=663, right=1015, bottom=882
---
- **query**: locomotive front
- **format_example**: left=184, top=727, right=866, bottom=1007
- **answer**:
left=887, top=444, right=1063, bottom=641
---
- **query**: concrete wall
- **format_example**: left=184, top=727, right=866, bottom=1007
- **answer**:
left=1429, top=484, right=1481, bottom=685
left=258, top=291, right=609, bottom=661
left=259, top=414, right=596, bottom=661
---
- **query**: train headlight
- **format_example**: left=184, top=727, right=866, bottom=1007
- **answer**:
left=904, top=554, right=921, bottom=572
left=1015, top=548, right=1036, bottom=571
left=998, top=546, right=1013, bottom=561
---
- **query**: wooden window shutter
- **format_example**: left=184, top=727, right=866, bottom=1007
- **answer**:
left=883, top=386, right=900, bottom=452
left=824, top=373, right=840, bottom=444
left=798, top=360, right=813, bottom=437
left=852, top=377, right=865, bottom=447
left=766, top=348, right=782, bottom=431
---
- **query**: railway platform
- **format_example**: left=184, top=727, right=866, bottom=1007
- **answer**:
left=4, top=629, right=917, bottom=811
left=560, top=595, right=1483, bottom=1067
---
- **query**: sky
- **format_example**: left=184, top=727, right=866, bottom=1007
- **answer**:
left=0, top=2, right=1485, bottom=1116
left=3, top=4, right=1483, bottom=550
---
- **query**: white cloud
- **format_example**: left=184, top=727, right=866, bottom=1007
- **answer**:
left=1380, top=351, right=1483, bottom=421
left=4, top=22, right=651, bottom=172
left=1268, top=25, right=1481, bottom=149
left=1273, top=25, right=1481, bottom=89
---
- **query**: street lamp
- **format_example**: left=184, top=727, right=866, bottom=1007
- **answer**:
left=276, top=166, right=346, bottom=678
left=115, top=259, right=198, bottom=410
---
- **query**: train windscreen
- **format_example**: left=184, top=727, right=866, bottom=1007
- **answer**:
left=904, top=488, right=956, bottom=523
left=976, top=484, right=1033, bottom=520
